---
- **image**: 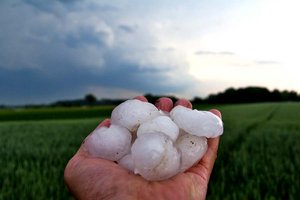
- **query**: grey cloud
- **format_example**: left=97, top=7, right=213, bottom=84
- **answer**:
left=0, top=47, right=195, bottom=104
left=22, top=0, right=72, bottom=17
left=64, top=26, right=111, bottom=48
left=255, top=60, right=280, bottom=65
left=195, top=50, right=235, bottom=55
left=85, top=4, right=120, bottom=12
left=118, top=25, right=137, bottom=33
left=0, top=1, right=113, bottom=69
left=218, top=51, right=235, bottom=55
left=99, top=49, right=195, bottom=93
left=23, top=0, right=119, bottom=15
left=164, top=47, right=176, bottom=52
left=23, top=0, right=81, bottom=10
left=0, top=0, right=198, bottom=105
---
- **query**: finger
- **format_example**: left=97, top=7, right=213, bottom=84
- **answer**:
left=75, top=141, right=90, bottom=158
left=78, top=118, right=111, bottom=158
left=187, top=110, right=222, bottom=179
left=201, top=109, right=222, bottom=169
left=134, top=96, right=148, bottom=102
left=96, top=118, right=111, bottom=129
left=209, top=109, right=222, bottom=119
left=200, top=136, right=220, bottom=171
left=187, top=137, right=220, bottom=180
left=155, top=97, right=173, bottom=112
left=174, top=98, right=192, bottom=109
left=193, top=137, right=220, bottom=180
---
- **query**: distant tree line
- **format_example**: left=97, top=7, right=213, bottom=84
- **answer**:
left=50, top=93, right=180, bottom=107
left=192, top=86, right=300, bottom=104
left=143, top=87, right=300, bottom=105
left=50, top=94, right=125, bottom=107
left=1, top=86, right=300, bottom=108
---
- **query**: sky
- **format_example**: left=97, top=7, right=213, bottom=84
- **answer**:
left=1, top=0, right=300, bottom=105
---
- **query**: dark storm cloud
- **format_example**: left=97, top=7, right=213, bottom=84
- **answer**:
left=24, top=0, right=83, bottom=10
left=0, top=0, right=196, bottom=105
left=0, top=50, right=192, bottom=104
left=96, top=51, right=192, bottom=93
left=23, top=0, right=119, bottom=15
left=64, top=26, right=111, bottom=48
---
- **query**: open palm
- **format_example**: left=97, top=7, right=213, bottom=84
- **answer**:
left=64, top=97, right=221, bottom=200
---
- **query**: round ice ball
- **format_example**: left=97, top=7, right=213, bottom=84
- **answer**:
left=175, top=132, right=208, bottom=172
left=170, top=105, right=223, bottom=138
left=111, top=99, right=161, bottom=132
left=137, top=116, right=179, bottom=142
left=131, top=132, right=180, bottom=181
left=118, top=153, right=134, bottom=172
left=85, top=125, right=132, bottom=161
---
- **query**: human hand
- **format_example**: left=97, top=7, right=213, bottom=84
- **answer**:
left=64, top=96, right=221, bottom=200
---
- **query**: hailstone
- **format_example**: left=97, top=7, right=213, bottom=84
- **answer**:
left=85, top=125, right=131, bottom=161
left=131, top=132, right=180, bottom=181
left=111, top=99, right=160, bottom=132
left=85, top=99, right=224, bottom=181
left=118, top=153, right=134, bottom=172
left=175, top=132, right=208, bottom=172
left=137, top=116, right=179, bottom=142
left=170, top=105, right=223, bottom=138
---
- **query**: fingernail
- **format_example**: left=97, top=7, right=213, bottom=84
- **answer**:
left=209, top=109, right=222, bottom=119
left=134, top=96, right=148, bottom=102
left=155, top=97, right=173, bottom=112
left=175, top=99, right=192, bottom=109
left=96, top=119, right=111, bottom=129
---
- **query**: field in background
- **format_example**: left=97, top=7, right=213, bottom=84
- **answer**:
left=207, top=103, right=300, bottom=199
left=0, top=106, right=114, bottom=122
left=0, top=102, right=299, bottom=199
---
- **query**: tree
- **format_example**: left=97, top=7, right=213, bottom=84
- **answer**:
left=85, top=94, right=97, bottom=105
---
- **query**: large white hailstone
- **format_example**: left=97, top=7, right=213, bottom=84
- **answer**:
left=111, top=99, right=161, bottom=132
left=118, top=153, right=134, bottom=172
left=137, top=116, right=179, bottom=142
left=170, top=105, right=223, bottom=138
left=85, top=125, right=132, bottom=161
left=175, top=132, right=208, bottom=172
left=158, top=110, right=170, bottom=117
left=131, top=132, right=180, bottom=181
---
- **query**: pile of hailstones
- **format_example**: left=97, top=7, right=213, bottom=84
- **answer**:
left=86, top=99, right=223, bottom=181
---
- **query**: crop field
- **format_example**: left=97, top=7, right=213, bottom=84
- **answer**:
left=0, top=102, right=299, bottom=199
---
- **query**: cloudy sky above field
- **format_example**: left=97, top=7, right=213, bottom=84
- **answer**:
left=1, top=0, right=299, bottom=104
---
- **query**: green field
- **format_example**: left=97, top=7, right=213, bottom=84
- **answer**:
left=0, top=106, right=114, bottom=122
left=0, top=103, right=299, bottom=199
